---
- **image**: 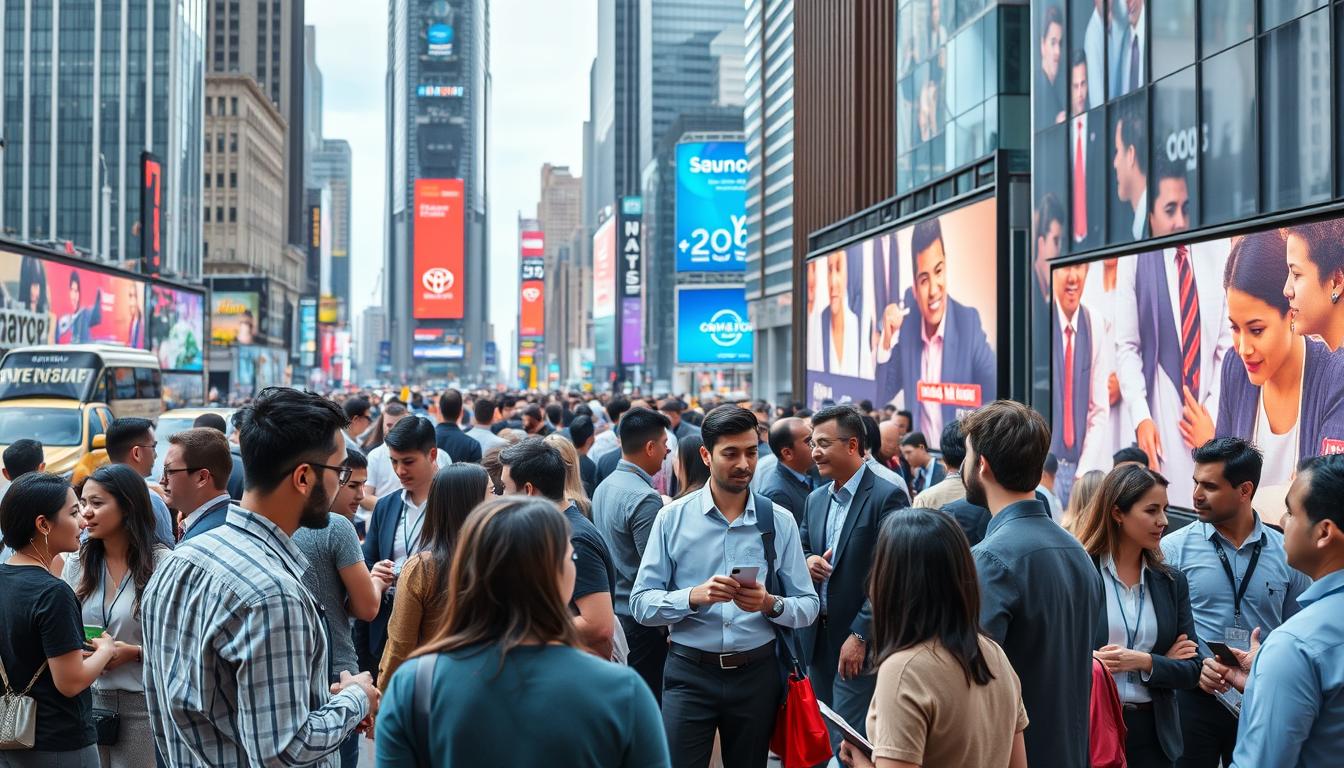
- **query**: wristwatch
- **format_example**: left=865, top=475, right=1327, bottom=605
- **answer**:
left=768, top=596, right=785, bottom=618
left=851, top=631, right=867, bottom=644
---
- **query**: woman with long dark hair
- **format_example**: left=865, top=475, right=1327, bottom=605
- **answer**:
left=61, top=463, right=169, bottom=768
left=1075, top=465, right=1200, bottom=768
left=374, top=497, right=668, bottom=767
left=673, top=433, right=709, bottom=499
left=0, top=473, right=118, bottom=767
left=377, top=462, right=489, bottom=688
left=840, top=508, right=1027, bottom=768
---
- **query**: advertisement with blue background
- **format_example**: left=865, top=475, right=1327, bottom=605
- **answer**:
left=675, top=141, right=747, bottom=272
left=677, top=287, right=753, bottom=364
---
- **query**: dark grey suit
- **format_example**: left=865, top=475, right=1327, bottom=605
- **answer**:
left=799, top=466, right=910, bottom=751
left=757, top=462, right=813, bottom=525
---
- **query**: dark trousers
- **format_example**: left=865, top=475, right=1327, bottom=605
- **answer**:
left=622, top=615, right=669, bottom=704
left=1123, top=706, right=1172, bottom=768
left=662, top=647, right=783, bottom=768
left=1176, top=690, right=1237, bottom=768
left=809, top=623, right=878, bottom=756
left=339, top=731, right=361, bottom=768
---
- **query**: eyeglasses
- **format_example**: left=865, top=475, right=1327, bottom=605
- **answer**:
left=300, top=461, right=354, bottom=485
left=133, top=442, right=158, bottom=453
left=162, top=465, right=206, bottom=476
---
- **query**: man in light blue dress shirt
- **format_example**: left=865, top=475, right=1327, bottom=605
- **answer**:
left=1165, top=438, right=1311, bottom=767
left=1214, top=455, right=1344, bottom=767
left=632, top=406, right=818, bottom=768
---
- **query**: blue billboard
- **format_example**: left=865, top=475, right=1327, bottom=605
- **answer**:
left=677, top=287, right=753, bottom=364
left=675, top=141, right=748, bottom=272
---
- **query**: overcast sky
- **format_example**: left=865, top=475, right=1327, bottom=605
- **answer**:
left=309, top=1, right=597, bottom=374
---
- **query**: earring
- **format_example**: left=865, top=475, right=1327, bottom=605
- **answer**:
left=1333, top=291, right=1341, bottom=305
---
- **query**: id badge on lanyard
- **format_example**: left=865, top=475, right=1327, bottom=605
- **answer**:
left=1214, top=536, right=1262, bottom=648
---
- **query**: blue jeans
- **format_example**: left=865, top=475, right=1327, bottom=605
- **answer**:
left=339, top=730, right=361, bottom=768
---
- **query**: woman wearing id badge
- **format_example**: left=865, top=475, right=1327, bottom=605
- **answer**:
left=63, top=464, right=169, bottom=768
left=1077, top=464, right=1203, bottom=768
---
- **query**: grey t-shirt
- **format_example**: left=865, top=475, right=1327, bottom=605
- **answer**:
left=292, top=514, right=365, bottom=679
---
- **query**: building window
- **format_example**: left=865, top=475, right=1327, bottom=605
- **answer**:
left=229, top=171, right=237, bottom=187
left=1260, top=8, right=1332, bottom=210
left=216, top=173, right=224, bottom=187
left=204, top=207, right=211, bottom=222
left=217, top=207, right=224, bottom=222
left=204, top=172, right=211, bottom=187
left=230, top=97, right=238, bottom=115
left=1201, top=41, right=1257, bottom=224
left=229, top=207, right=237, bottom=222
left=216, top=135, right=224, bottom=153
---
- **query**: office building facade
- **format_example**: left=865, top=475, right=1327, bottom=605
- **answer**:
left=537, top=163, right=582, bottom=381
left=310, top=138, right=352, bottom=319
left=1, top=0, right=206, bottom=278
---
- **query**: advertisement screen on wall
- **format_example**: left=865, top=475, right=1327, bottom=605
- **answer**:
left=141, top=152, right=163, bottom=277
left=675, top=141, right=748, bottom=272
left=804, top=196, right=999, bottom=449
left=619, top=197, right=644, bottom=366
left=413, top=327, right=465, bottom=360
left=593, top=216, right=617, bottom=366
left=299, top=299, right=317, bottom=367
left=41, top=262, right=148, bottom=348
left=427, top=22, right=454, bottom=57
left=148, top=286, right=204, bottom=371
left=1047, top=213, right=1344, bottom=512
left=520, top=274, right=544, bottom=338
left=212, top=292, right=261, bottom=346
left=413, top=178, right=465, bottom=319
left=677, top=287, right=753, bottom=364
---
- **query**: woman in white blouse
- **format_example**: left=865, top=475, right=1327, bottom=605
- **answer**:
left=1076, top=464, right=1202, bottom=768
left=63, top=464, right=169, bottom=768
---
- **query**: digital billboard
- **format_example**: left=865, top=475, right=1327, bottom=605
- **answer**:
left=298, top=298, right=317, bottom=367
left=677, top=287, right=753, bottom=364
left=593, top=216, right=617, bottom=366
left=427, top=22, right=454, bottom=57
left=804, top=197, right=999, bottom=449
left=211, top=292, right=260, bottom=346
left=42, top=262, right=147, bottom=348
left=675, top=141, right=747, bottom=272
left=148, top=286, right=204, bottom=371
left=619, top=197, right=644, bottom=365
left=141, top=152, right=163, bottom=277
left=413, top=327, right=465, bottom=360
left=1048, top=214, right=1344, bottom=512
left=520, top=278, right=544, bottom=338
left=413, top=178, right=465, bottom=319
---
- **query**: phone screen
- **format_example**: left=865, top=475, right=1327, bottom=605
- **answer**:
left=1206, top=641, right=1240, bottom=667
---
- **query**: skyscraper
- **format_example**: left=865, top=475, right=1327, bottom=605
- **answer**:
left=385, top=0, right=490, bottom=376
left=310, top=139, right=352, bottom=319
left=538, top=163, right=581, bottom=379
left=1, top=0, right=206, bottom=278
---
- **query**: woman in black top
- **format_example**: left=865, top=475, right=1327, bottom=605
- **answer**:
left=0, top=473, right=120, bottom=766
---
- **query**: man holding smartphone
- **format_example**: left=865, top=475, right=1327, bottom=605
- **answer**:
left=632, top=406, right=819, bottom=768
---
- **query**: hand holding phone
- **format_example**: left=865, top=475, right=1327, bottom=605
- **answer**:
left=1205, top=640, right=1241, bottom=668
left=729, top=566, right=759, bottom=588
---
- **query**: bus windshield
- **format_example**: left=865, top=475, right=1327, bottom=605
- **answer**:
left=0, top=407, right=83, bottom=447
left=0, top=351, right=100, bottom=401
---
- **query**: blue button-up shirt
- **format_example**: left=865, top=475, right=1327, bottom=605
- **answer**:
left=630, top=486, right=819, bottom=653
left=1160, top=515, right=1310, bottom=651
left=819, top=466, right=866, bottom=612
left=1232, top=569, right=1344, bottom=768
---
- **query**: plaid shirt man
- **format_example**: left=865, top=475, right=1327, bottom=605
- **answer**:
left=141, top=507, right=369, bottom=767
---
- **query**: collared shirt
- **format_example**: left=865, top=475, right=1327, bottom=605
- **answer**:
left=1161, top=516, right=1311, bottom=653
left=781, top=464, right=813, bottom=489
left=920, top=313, right=947, bottom=442
left=820, top=466, right=868, bottom=612
left=141, top=507, right=368, bottom=767
left=591, top=459, right=664, bottom=616
left=364, top=443, right=451, bottom=498
left=391, top=490, right=429, bottom=564
left=1233, top=569, right=1344, bottom=768
left=1130, top=188, right=1148, bottom=241
left=182, top=493, right=232, bottom=536
left=630, top=487, right=819, bottom=653
left=1100, top=554, right=1157, bottom=704
left=912, top=471, right=965, bottom=509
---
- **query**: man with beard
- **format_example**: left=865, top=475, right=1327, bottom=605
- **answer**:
left=962, top=400, right=1102, bottom=768
left=632, top=406, right=818, bottom=768
left=362, top=416, right=441, bottom=673
left=140, top=387, right=379, bottom=767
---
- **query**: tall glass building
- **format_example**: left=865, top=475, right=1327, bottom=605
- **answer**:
left=1, top=0, right=206, bottom=278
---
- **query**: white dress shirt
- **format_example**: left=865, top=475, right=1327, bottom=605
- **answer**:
left=390, top=490, right=428, bottom=565
left=1101, top=554, right=1157, bottom=704
left=1084, top=8, right=1105, bottom=108
left=827, top=303, right=862, bottom=377
left=182, top=493, right=233, bottom=536
left=1130, top=188, right=1148, bottom=242
left=919, top=312, right=946, bottom=443
left=1118, top=8, right=1146, bottom=95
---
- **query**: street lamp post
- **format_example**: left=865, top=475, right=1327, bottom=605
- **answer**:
left=98, top=153, right=112, bottom=262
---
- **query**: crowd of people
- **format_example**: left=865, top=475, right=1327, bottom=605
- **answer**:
left=1, top=385, right=1341, bottom=768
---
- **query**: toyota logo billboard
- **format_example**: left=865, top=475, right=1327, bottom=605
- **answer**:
left=413, top=179, right=465, bottom=319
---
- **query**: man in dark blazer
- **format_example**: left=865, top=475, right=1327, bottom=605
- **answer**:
left=1068, top=49, right=1105, bottom=249
left=874, top=217, right=996, bottom=442
left=939, top=498, right=991, bottom=546
left=659, top=398, right=700, bottom=441
left=1052, top=261, right=1109, bottom=504
left=433, top=389, right=481, bottom=464
left=963, top=401, right=1103, bottom=768
left=899, top=431, right=945, bottom=497
left=800, top=405, right=910, bottom=756
left=758, top=417, right=816, bottom=524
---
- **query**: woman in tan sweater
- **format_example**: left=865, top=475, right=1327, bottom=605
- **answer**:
left=378, top=462, right=489, bottom=688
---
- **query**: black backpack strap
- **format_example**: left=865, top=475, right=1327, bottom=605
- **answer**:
left=754, top=493, right=804, bottom=676
left=412, top=653, right=439, bottom=768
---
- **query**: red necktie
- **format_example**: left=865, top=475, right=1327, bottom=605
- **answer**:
left=1073, top=121, right=1087, bottom=241
left=1063, top=325, right=1076, bottom=450
left=1176, top=247, right=1202, bottom=395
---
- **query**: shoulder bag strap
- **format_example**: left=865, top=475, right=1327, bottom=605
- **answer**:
left=412, top=653, right=439, bottom=768
left=754, top=493, right=804, bottom=675
left=0, top=653, right=47, bottom=697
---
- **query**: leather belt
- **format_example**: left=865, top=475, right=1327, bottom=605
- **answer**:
left=669, top=641, right=776, bottom=670
left=1122, top=702, right=1154, bottom=712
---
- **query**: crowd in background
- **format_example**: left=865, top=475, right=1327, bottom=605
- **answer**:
left=1, top=384, right=1341, bottom=768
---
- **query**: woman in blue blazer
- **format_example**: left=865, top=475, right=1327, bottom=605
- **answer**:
left=1077, top=464, right=1202, bottom=768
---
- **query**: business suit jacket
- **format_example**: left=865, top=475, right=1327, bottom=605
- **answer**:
left=579, top=454, right=597, bottom=498
left=361, top=493, right=406, bottom=660
left=594, top=448, right=621, bottom=490
left=226, top=450, right=245, bottom=501
left=671, top=421, right=700, bottom=441
left=1070, top=112, right=1105, bottom=248
left=799, top=467, right=909, bottom=666
left=973, top=500, right=1104, bottom=768
left=909, top=458, right=946, bottom=494
left=1092, top=557, right=1202, bottom=763
left=179, top=497, right=233, bottom=543
left=938, top=498, right=990, bottom=546
left=434, top=422, right=481, bottom=464
left=878, top=291, right=997, bottom=424
left=758, top=462, right=813, bottom=525
left=1217, top=338, right=1344, bottom=462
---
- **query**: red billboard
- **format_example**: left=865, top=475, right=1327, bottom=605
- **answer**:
left=520, top=279, right=544, bottom=337
left=413, top=178, right=465, bottom=319
left=520, top=230, right=544, bottom=258
left=141, top=152, right=162, bottom=277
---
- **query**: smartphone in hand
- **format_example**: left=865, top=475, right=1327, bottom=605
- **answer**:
left=730, top=566, right=760, bottom=588
left=1206, top=640, right=1241, bottom=667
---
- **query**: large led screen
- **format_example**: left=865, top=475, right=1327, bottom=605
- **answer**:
left=805, top=197, right=998, bottom=449
left=148, top=285, right=205, bottom=371
left=1050, top=215, right=1344, bottom=511
left=593, top=217, right=617, bottom=366
left=677, top=286, right=753, bottom=364
left=675, top=141, right=747, bottom=272
left=211, top=292, right=261, bottom=346
left=42, top=263, right=146, bottom=348
left=413, top=178, right=465, bottom=319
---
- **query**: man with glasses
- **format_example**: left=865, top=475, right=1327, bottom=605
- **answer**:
left=106, top=416, right=175, bottom=547
left=141, top=387, right=379, bottom=767
left=161, top=427, right=236, bottom=542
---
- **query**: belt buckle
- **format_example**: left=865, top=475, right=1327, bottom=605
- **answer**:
left=718, top=652, right=741, bottom=670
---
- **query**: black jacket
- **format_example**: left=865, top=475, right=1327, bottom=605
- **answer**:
left=939, top=498, right=991, bottom=546
left=758, top=462, right=813, bottom=525
left=434, top=422, right=482, bottom=464
left=1092, top=557, right=1202, bottom=763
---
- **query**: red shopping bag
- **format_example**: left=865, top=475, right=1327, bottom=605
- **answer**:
left=769, top=671, right=834, bottom=768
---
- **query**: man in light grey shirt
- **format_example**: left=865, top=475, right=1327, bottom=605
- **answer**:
left=592, top=407, right=671, bottom=700
left=465, top=397, right=508, bottom=455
